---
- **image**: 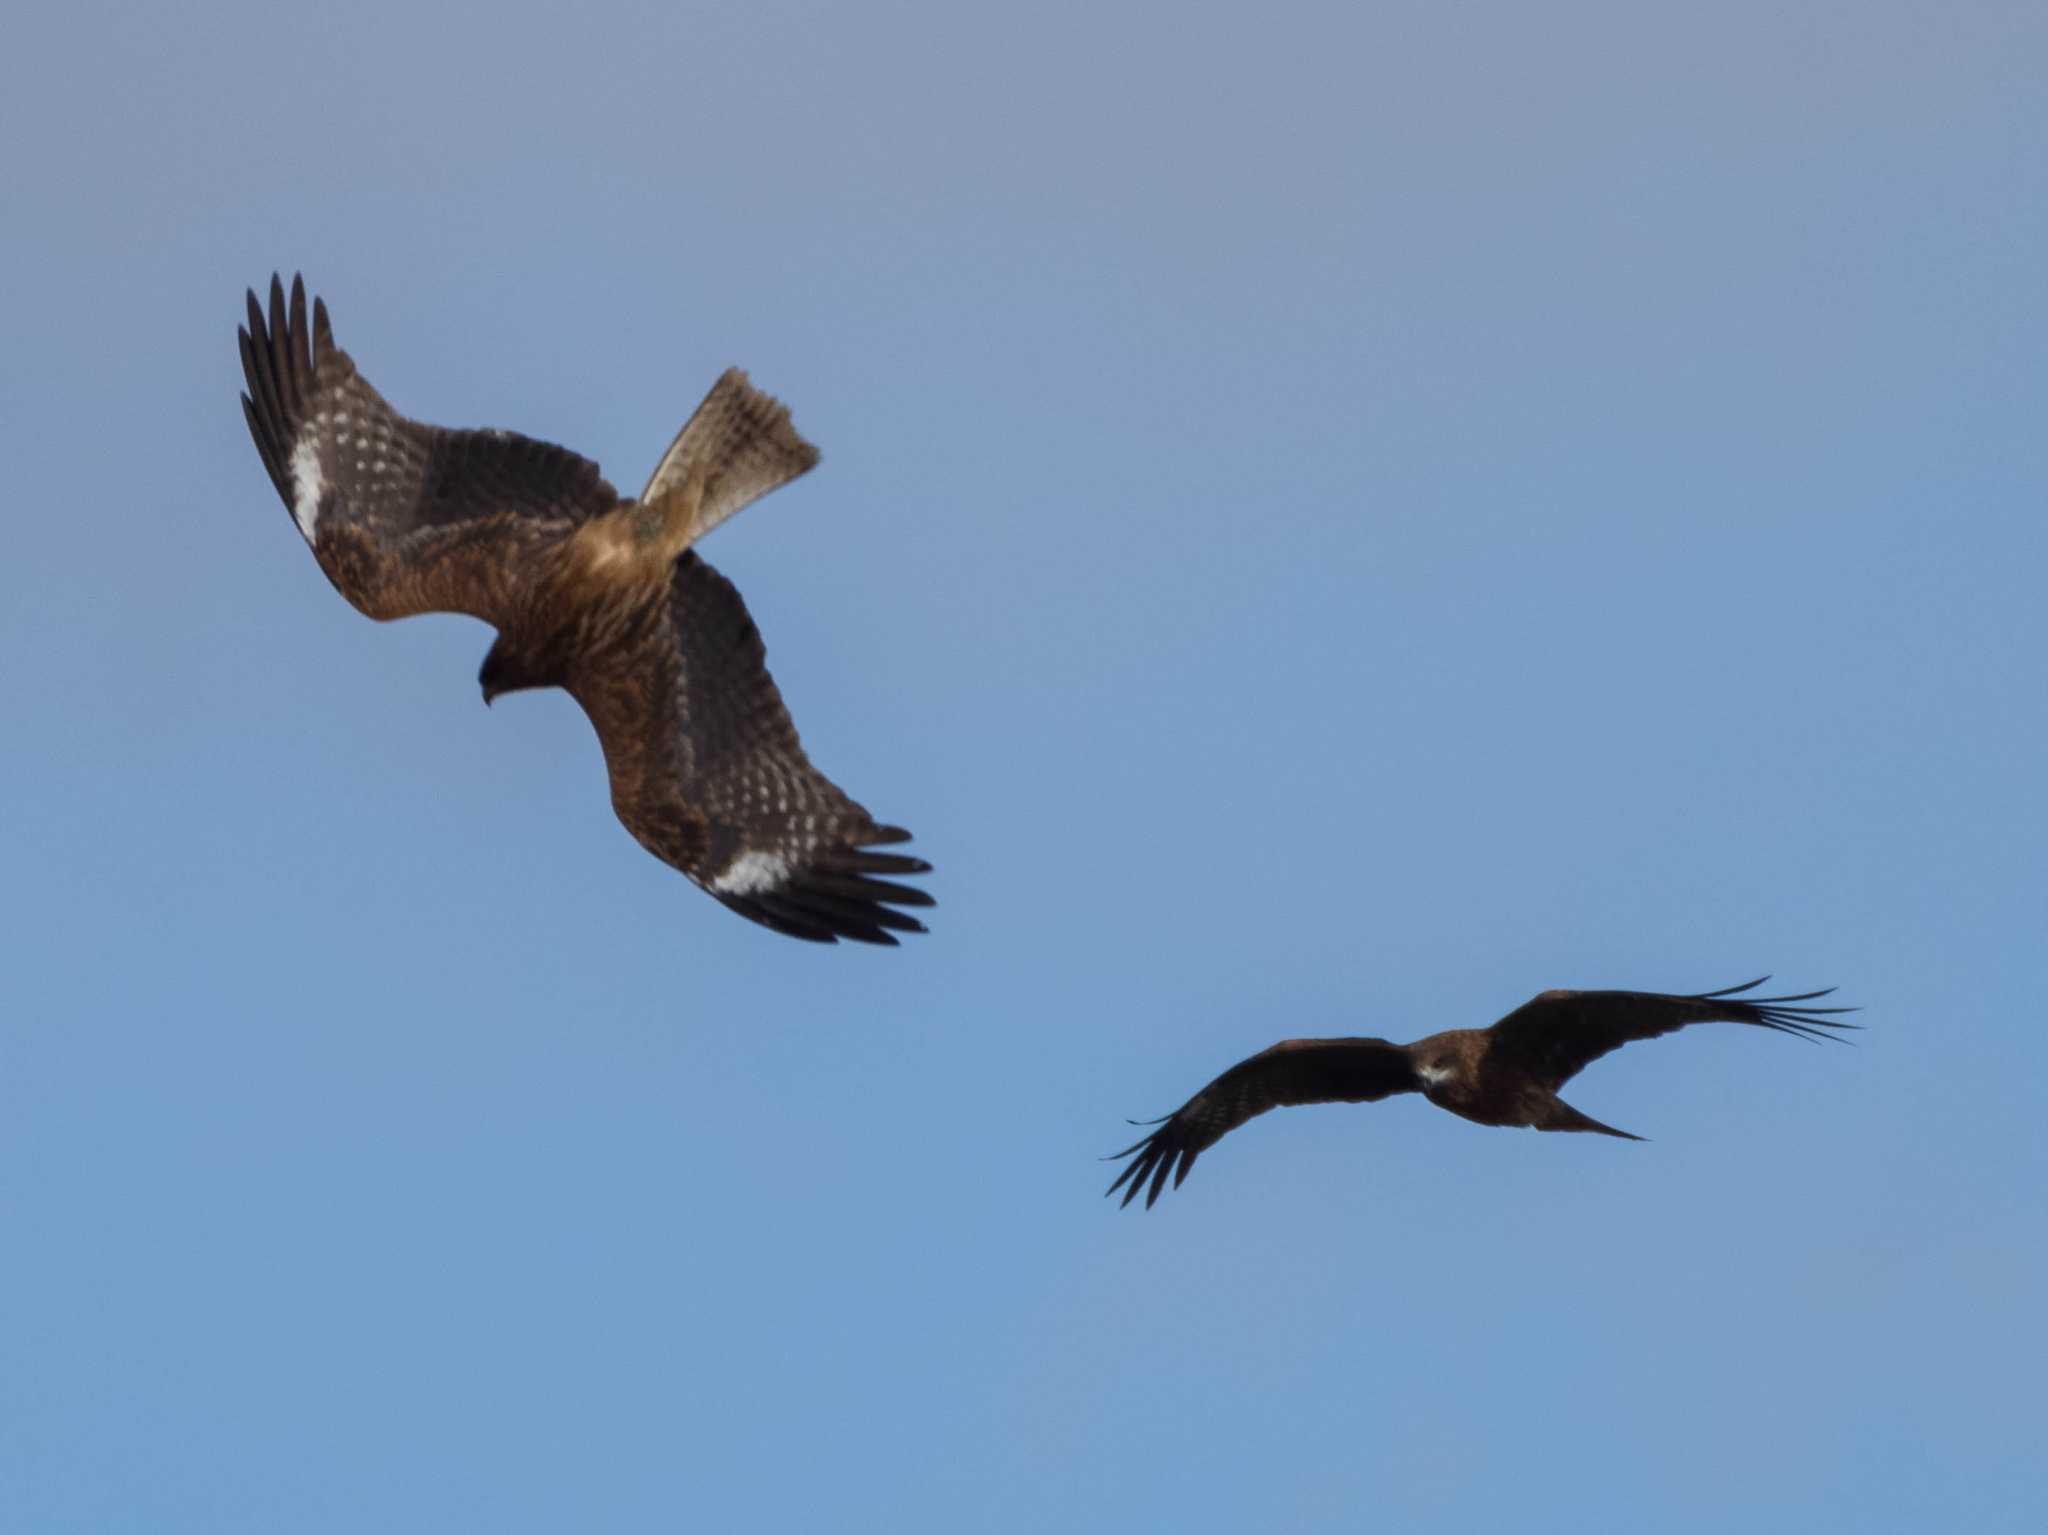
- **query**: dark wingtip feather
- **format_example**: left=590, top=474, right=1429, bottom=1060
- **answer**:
left=267, top=275, right=290, bottom=413
left=715, top=893, right=839, bottom=943
left=287, top=273, right=310, bottom=403
left=1752, top=1005, right=1862, bottom=1044
left=819, top=844, right=932, bottom=878
left=716, top=840, right=934, bottom=944
left=242, top=291, right=282, bottom=427
left=807, top=872, right=936, bottom=910
left=1698, top=976, right=1771, bottom=999
left=1144, top=1145, right=1175, bottom=1207
left=238, top=271, right=327, bottom=519
left=1697, top=978, right=1862, bottom=1044
left=1119, top=1154, right=1154, bottom=1208
left=240, top=393, right=286, bottom=500
left=1103, top=1125, right=1163, bottom=1160
left=1103, top=1116, right=1192, bottom=1209
left=1105, top=1154, right=1147, bottom=1204
left=715, top=828, right=934, bottom=946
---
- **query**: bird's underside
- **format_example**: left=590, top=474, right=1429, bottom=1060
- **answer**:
left=1106, top=979, right=1857, bottom=1207
left=238, top=273, right=931, bottom=944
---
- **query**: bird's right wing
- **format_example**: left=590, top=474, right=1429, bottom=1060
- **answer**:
left=239, top=273, right=620, bottom=625
left=1484, top=978, right=1858, bottom=1092
left=567, top=550, right=932, bottom=945
left=1106, top=1038, right=1421, bottom=1208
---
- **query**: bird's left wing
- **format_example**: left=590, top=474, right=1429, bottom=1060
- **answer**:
left=239, top=273, right=620, bottom=625
left=567, top=550, right=932, bottom=944
left=1106, top=1038, right=1420, bottom=1208
left=1485, top=978, right=1858, bottom=1091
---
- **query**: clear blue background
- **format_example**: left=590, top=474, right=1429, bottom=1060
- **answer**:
left=5, top=2, right=2043, bottom=1528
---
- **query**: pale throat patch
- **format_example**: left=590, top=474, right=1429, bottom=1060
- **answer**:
left=289, top=438, right=325, bottom=544
left=710, top=849, right=792, bottom=896
left=1415, top=1062, right=1453, bottom=1087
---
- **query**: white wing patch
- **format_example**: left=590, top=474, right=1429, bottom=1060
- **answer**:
left=709, top=849, right=793, bottom=895
left=288, top=437, right=325, bottom=544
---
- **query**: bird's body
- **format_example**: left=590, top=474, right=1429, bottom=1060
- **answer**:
left=1107, top=979, right=1856, bottom=1206
left=1404, top=1022, right=1642, bottom=1136
left=1404, top=1028, right=1538, bottom=1128
left=238, top=274, right=931, bottom=943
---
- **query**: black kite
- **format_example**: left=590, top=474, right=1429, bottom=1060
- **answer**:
left=238, top=275, right=930, bottom=944
left=1107, top=979, right=1856, bottom=1206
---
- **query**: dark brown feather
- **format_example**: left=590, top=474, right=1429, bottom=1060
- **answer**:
left=1106, top=1039, right=1421, bottom=1208
left=1107, top=979, right=1856, bottom=1206
left=1483, top=978, right=1857, bottom=1092
left=566, top=551, right=930, bottom=944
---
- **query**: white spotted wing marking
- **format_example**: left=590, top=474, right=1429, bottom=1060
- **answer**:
left=708, top=849, right=793, bottom=896
left=288, top=436, right=325, bottom=544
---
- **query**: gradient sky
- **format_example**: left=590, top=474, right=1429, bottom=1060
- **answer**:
left=5, top=2, right=2045, bottom=1529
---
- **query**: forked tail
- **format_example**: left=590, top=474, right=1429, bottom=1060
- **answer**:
left=1537, top=1098, right=1646, bottom=1141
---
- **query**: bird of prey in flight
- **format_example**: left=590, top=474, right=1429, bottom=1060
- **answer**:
left=238, top=274, right=931, bottom=944
left=1106, top=979, right=1856, bottom=1207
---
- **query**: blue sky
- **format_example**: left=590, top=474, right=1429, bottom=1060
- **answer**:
left=4, top=1, right=2044, bottom=1528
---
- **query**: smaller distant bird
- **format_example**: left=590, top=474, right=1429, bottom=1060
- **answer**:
left=1106, top=979, right=1857, bottom=1207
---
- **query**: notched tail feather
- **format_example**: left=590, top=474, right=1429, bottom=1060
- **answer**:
left=638, top=367, right=821, bottom=548
left=1538, top=1100, right=1647, bottom=1140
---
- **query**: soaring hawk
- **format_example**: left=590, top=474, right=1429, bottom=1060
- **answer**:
left=238, top=274, right=931, bottom=944
left=1107, top=979, right=1856, bottom=1206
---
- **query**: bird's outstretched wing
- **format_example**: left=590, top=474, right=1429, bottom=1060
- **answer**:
left=569, top=550, right=932, bottom=944
left=1106, top=1038, right=1420, bottom=1208
left=238, top=273, right=619, bottom=623
left=1484, top=978, right=1858, bottom=1092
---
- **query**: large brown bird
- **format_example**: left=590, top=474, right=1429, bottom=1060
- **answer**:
left=1107, top=979, right=1856, bottom=1206
left=238, top=274, right=931, bottom=943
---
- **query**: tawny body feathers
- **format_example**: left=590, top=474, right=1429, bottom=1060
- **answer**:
left=238, top=274, right=929, bottom=944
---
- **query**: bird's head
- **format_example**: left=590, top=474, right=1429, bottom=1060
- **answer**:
left=1412, top=1048, right=1458, bottom=1089
left=478, top=636, right=553, bottom=706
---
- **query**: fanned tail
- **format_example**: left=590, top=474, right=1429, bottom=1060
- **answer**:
left=638, top=368, right=820, bottom=549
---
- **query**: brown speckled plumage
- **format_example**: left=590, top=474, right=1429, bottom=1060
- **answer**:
left=1107, top=979, right=1857, bottom=1206
left=238, top=274, right=930, bottom=944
